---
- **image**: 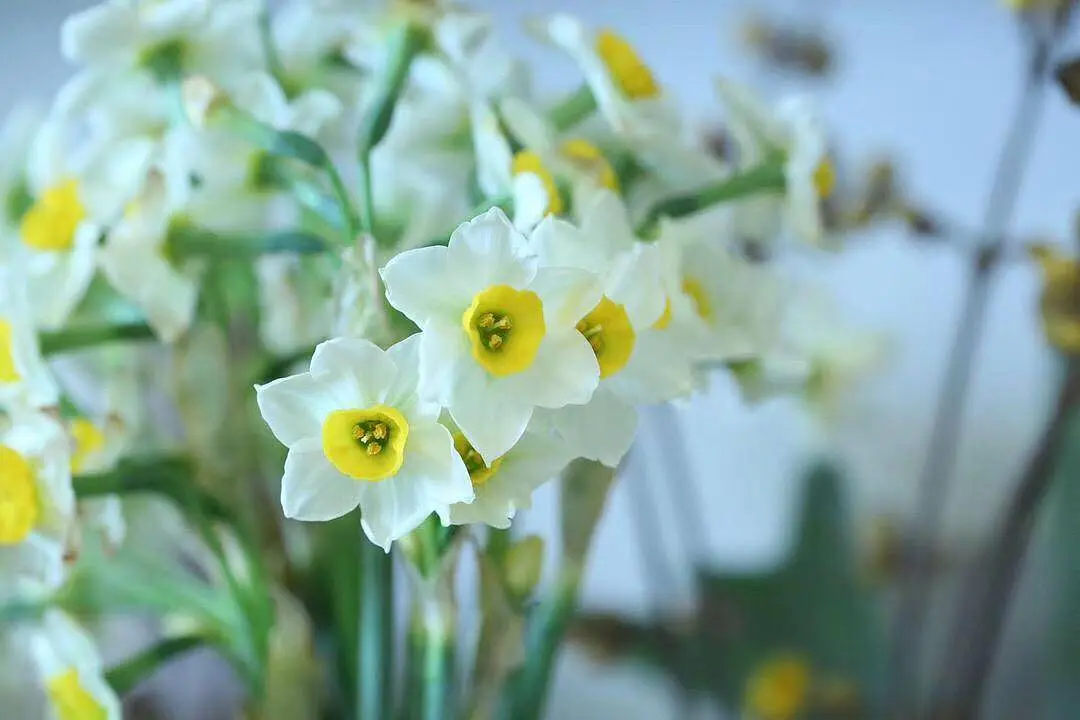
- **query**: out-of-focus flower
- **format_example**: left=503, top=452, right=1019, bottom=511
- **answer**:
left=743, top=653, right=811, bottom=720
left=715, top=78, right=833, bottom=248
left=1030, top=243, right=1080, bottom=355
left=0, top=407, right=74, bottom=591
left=256, top=335, right=473, bottom=550
left=447, top=420, right=568, bottom=528
left=0, top=266, right=58, bottom=408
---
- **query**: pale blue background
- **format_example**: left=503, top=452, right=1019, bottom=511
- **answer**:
left=2, top=0, right=1079, bottom=717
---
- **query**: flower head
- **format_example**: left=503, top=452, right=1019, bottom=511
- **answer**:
left=256, top=335, right=473, bottom=550
left=381, top=208, right=602, bottom=463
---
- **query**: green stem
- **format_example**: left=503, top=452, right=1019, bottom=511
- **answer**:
left=500, top=569, right=579, bottom=720
left=39, top=322, right=156, bottom=355
left=357, top=538, right=394, bottom=720
left=105, top=634, right=205, bottom=695
left=549, top=85, right=598, bottom=132
left=635, top=161, right=787, bottom=237
left=168, top=227, right=330, bottom=259
left=257, top=1, right=287, bottom=89
left=402, top=574, right=456, bottom=720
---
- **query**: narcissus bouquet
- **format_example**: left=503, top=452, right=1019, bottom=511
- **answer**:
left=0, top=1, right=880, bottom=718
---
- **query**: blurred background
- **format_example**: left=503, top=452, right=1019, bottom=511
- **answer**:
left=3, top=0, right=1079, bottom=717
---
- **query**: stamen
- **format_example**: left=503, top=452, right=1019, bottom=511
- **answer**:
left=367, top=442, right=383, bottom=456
left=371, top=423, right=388, bottom=440
left=492, top=316, right=512, bottom=330
left=477, top=313, right=496, bottom=329
left=487, top=334, right=503, bottom=350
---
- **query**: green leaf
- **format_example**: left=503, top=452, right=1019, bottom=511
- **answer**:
left=548, top=85, right=598, bottom=132
left=39, top=321, right=156, bottom=355
left=356, top=23, right=428, bottom=155
left=105, top=634, right=206, bottom=695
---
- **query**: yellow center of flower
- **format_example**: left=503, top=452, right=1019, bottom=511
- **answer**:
left=0, top=319, right=19, bottom=383
left=0, top=444, right=38, bottom=545
left=70, top=419, right=106, bottom=474
left=560, top=139, right=619, bottom=191
left=46, top=668, right=107, bottom=720
left=682, top=277, right=714, bottom=322
left=577, top=296, right=635, bottom=379
left=452, top=432, right=502, bottom=486
left=595, top=29, right=661, bottom=100
left=463, top=285, right=546, bottom=377
left=512, top=150, right=564, bottom=217
left=813, top=158, right=836, bottom=199
left=20, top=179, right=86, bottom=252
left=321, top=406, right=409, bottom=481
left=744, top=654, right=811, bottom=720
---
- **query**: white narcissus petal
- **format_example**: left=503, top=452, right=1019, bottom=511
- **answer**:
left=450, top=361, right=533, bottom=465
left=509, top=329, right=599, bottom=410
left=579, top=191, right=638, bottom=257
left=605, top=243, right=665, bottom=330
left=498, top=97, right=556, bottom=154
left=99, top=243, right=198, bottom=343
left=60, top=2, right=138, bottom=65
left=309, top=337, right=396, bottom=407
left=511, top=172, right=549, bottom=233
left=25, top=222, right=99, bottom=331
left=383, top=333, right=426, bottom=411
left=530, top=214, right=605, bottom=273
left=543, top=387, right=637, bottom=467
left=609, top=330, right=696, bottom=405
left=397, top=421, right=474, bottom=516
left=418, top=320, right=468, bottom=407
left=381, top=245, right=476, bottom=326
left=287, top=89, right=344, bottom=137
left=714, top=77, right=780, bottom=165
left=357, top=421, right=471, bottom=551
left=541, top=15, right=622, bottom=128
left=530, top=266, right=604, bottom=329
left=446, top=208, right=534, bottom=289
left=255, top=372, right=348, bottom=448
left=280, top=438, right=364, bottom=522
left=471, top=102, right=513, bottom=197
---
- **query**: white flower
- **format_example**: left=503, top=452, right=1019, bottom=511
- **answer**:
left=497, top=97, right=623, bottom=217
left=715, top=78, right=833, bottom=248
left=535, top=14, right=722, bottom=186
left=21, top=610, right=121, bottom=720
left=0, top=266, right=58, bottom=408
left=15, top=118, right=154, bottom=330
left=381, top=208, right=602, bottom=464
left=0, top=105, right=42, bottom=240
left=527, top=193, right=666, bottom=465
left=67, top=415, right=127, bottom=552
left=446, top=419, right=568, bottom=528
left=471, top=101, right=554, bottom=233
left=0, top=407, right=73, bottom=592
left=256, top=334, right=473, bottom=551
left=98, top=162, right=199, bottom=343
left=62, top=0, right=261, bottom=82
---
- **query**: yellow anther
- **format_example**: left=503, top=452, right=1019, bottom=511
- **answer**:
left=477, top=313, right=496, bottom=329
left=487, top=334, right=504, bottom=350
left=492, top=316, right=512, bottom=330
left=371, top=422, right=388, bottom=440
left=366, top=442, right=383, bottom=456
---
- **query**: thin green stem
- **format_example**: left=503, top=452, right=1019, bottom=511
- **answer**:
left=39, top=322, right=156, bottom=355
left=635, top=161, right=787, bottom=237
left=549, top=85, right=598, bottom=132
left=105, top=634, right=206, bottom=695
left=357, top=538, right=394, bottom=720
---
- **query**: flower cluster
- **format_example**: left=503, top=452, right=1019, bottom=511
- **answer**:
left=0, top=0, right=884, bottom=716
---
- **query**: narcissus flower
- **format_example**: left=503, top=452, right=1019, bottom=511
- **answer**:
left=0, top=408, right=74, bottom=591
left=715, top=78, right=833, bottom=248
left=528, top=193, right=665, bottom=465
left=22, top=610, right=121, bottom=720
left=0, top=267, right=58, bottom=408
left=446, top=420, right=569, bottom=528
left=381, top=208, right=601, bottom=464
left=256, top=335, right=473, bottom=551
left=17, top=120, right=153, bottom=330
